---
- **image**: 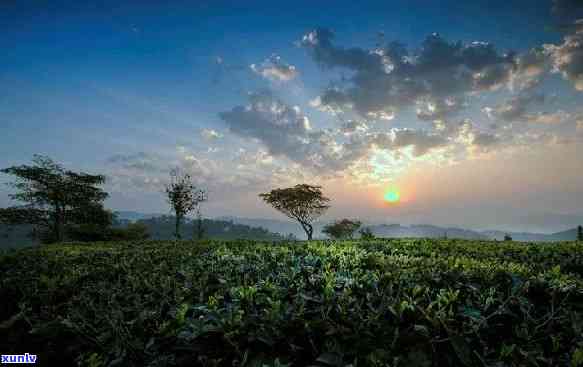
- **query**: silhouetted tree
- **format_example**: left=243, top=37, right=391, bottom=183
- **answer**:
left=323, top=219, right=362, bottom=239
left=578, top=225, right=583, bottom=241
left=194, top=190, right=208, bottom=240
left=504, top=233, right=513, bottom=241
left=359, top=227, right=375, bottom=240
left=0, top=155, right=109, bottom=243
left=165, top=168, right=205, bottom=240
left=259, top=184, right=330, bottom=240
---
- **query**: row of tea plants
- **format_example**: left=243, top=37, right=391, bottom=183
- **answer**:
left=1, top=238, right=582, bottom=366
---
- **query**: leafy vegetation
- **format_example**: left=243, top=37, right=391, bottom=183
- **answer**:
left=260, top=184, right=330, bottom=240
left=165, top=168, right=207, bottom=240
left=0, top=155, right=111, bottom=243
left=1, top=238, right=582, bottom=366
left=322, top=219, right=362, bottom=239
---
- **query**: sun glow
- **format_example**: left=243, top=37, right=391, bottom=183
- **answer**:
left=384, top=189, right=400, bottom=203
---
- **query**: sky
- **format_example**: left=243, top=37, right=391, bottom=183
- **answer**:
left=1, top=0, right=583, bottom=232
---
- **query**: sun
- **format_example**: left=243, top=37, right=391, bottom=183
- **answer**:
left=384, top=189, right=400, bottom=203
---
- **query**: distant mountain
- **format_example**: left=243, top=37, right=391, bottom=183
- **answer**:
left=0, top=224, right=38, bottom=250
left=114, top=211, right=164, bottom=222
left=218, top=216, right=581, bottom=242
left=368, top=224, right=490, bottom=240
left=216, top=216, right=312, bottom=239
left=481, top=228, right=578, bottom=242
left=136, top=216, right=287, bottom=241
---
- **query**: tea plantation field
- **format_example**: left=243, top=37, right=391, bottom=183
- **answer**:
left=1, top=239, right=583, bottom=366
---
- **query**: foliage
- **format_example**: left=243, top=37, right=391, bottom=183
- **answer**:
left=134, top=216, right=285, bottom=241
left=165, top=169, right=206, bottom=240
left=322, top=219, right=362, bottom=239
left=1, top=238, right=583, bottom=366
left=504, top=233, right=513, bottom=241
left=578, top=225, right=582, bottom=242
left=259, top=184, right=330, bottom=240
left=0, top=155, right=109, bottom=243
left=359, top=227, right=375, bottom=240
left=66, top=222, right=150, bottom=242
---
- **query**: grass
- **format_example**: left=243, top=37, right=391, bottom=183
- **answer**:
left=1, top=238, right=583, bottom=366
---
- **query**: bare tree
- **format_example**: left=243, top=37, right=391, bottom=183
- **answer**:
left=193, top=190, right=207, bottom=240
left=165, top=168, right=205, bottom=240
left=259, top=184, right=330, bottom=240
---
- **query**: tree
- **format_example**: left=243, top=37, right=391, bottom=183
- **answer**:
left=259, top=184, right=330, bottom=241
left=323, top=219, right=362, bottom=239
left=504, top=233, right=513, bottom=241
left=193, top=190, right=208, bottom=240
left=359, top=227, right=375, bottom=240
left=578, top=225, right=583, bottom=241
left=0, top=155, right=109, bottom=243
left=165, top=168, right=205, bottom=240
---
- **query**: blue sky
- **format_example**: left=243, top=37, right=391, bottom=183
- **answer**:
left=1, top=0, right=583, bottom=232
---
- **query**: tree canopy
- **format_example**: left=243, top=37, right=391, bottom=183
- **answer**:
left=165, top=168, right=206, bottom=239
left=259, top=184, right=330, bottom=240
left=0, top=155, right=110, bottom=243
left=323, top=219, right=362, bottom=239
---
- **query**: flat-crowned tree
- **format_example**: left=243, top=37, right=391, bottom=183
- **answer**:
left=578, top=225, right=583, bottom=241
left=165, top=168, right=205, bottom=239
left=0, top=155, right=109, bottom=243
left=259, top=184, right=330, bottom=240
left=323, top=219, right=362, bottom=240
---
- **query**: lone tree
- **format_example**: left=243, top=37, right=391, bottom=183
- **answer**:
left=323, top=219, right=362, bottom=239
left=259, top=184, right=330, bottom=240
left=193, top=190, right=208, bottom=240
left=165, top=168, right=205, bottom=240
left=0, top=155, right=109, bottom=243
left=578, top=225, right=583, bottom=241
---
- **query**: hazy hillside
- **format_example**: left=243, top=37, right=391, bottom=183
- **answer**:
left=0, top=216, right=289, bottom=249
left=368, top=224, right=490, bottom=240
left=217, top=216, right=581, bottom=242
left=114, top=211, right=165, bottom=222
left=482, top=228, right=578, bottom=242
left=0, top=224, right=38, bottom=250
left=135, top=216, right=288, bottom=241
left=217, top=216, right=313, bottom=239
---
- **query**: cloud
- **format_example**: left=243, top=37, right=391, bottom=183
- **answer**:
left=250, top=54, right=298, bottom=82
left=509, top=48, right=549, bottom=91
left=340, top=120, right=369, bottom=134
left=300, top=29, right=516, bottom=120
left=106, top=152, right=165, bottom=172
left=219, top=92, right=452, bottom=173
left=200, top=128, right=223, bottom=140
left=482, top=93, right=545, bottom=122
left=524, top=110, right=570, bottom=124
left=374, top=129, right=449, bottom=156
left=552, top=0, right=583, bottom=16
left=544, top=21, right=583, bottom=91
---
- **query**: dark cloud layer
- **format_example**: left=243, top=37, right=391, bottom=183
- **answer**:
left=300, top=29, right=517, bottom=120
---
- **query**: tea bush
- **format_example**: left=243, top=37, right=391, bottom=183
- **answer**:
left=1, top=239, right=582, bottom=366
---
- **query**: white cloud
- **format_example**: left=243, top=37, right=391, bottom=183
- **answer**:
left=200, top=128, right=223, bottom=140
left=250, top=54, right=298, bottom=82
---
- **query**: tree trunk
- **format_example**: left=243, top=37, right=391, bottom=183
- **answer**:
left=175, top=215, right=181, bottom=240
left=54, top=205, right=63, bottom=243
left=300, top=221, right=313, bottom=241
left=197, top=216, right=204, bottom=240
